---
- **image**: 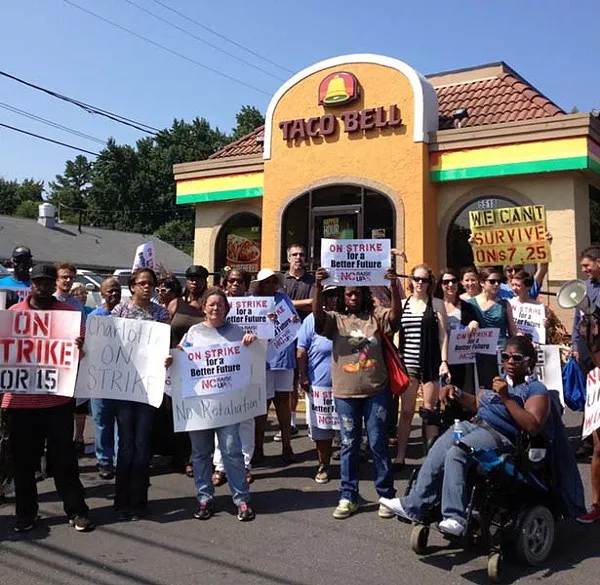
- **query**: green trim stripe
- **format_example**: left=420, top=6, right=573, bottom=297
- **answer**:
left=431, top=156, right=588, bottom=182
left=589, top=155, right=600, bottom=177
left=177, top=186, right=264, bottom=204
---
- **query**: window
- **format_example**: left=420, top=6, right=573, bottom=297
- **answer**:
left=214, top=213, right=261, bottom=275
left=590, top=185, right=600, bottom=244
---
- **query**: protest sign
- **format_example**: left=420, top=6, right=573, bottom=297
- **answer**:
left=321, top=238, right=391, bottom=286
left=306, top=386, right=340, bottom=430
left=469, top=205, right=551, bottom=266
left=0, top=309, right=80, bottom=396
left=132, top=241, right=156, bottom=271
left=170, top=340, right=267, bottom=432
left=0, top=285, right=30, bottom=310
left=178, top=341, right=251, bottom=399
left=583, top=367, right=600, bottom=438
left=266, top=298, right=301, bottom=362
left=227, top=296, right=275, bottom=338
left=448, top=328, right=500, bottom=365
left=510, top=300, right=546, bottom=344
left=74, top=316, right=170, bottom=407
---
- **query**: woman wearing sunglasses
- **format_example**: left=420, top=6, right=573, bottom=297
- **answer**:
left=381, top=335, right=551, bottom=537
left=395, top=265, right=449, bottom=468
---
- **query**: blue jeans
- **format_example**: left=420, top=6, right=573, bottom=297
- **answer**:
left=334, top=392, right=395, bottom=503
left=402, top=421, right=513, bottom=524
left=189, top=424, right=249, bottom=506
left=90, top=398, right=119, bottom=467
left=114, top=401, right=156, bottom=512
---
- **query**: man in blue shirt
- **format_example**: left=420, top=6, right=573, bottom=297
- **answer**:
left=0, top=246, right=32, bottom=309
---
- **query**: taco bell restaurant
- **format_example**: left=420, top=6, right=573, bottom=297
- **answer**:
left=173, top=54, right=600, bottom=294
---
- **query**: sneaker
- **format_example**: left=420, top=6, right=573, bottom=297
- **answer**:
left=13, top=515, right=37, bottom=533
left=438, top=517, right=466, bottom=537
left=314, top=464, right=329, bottom=484
left=98, top=465, right=115, bottom=480
left=378, top=504, right=396, bottom=519
left=332, top=499, right=359, bottom=519
left=193, top=501, right=213, bottom=520
left=378, top=497, right=413, bottom=522
left=273, top=431, right=282, bottom=442
left=69, top=515, right=95, bottom=532
left=237, top=503, right=255, bottom=522
left=576, top=504, right=600, bottom=524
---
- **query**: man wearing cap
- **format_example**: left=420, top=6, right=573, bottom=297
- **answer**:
left=1, top=264, right=93, bottom=533
left=0, top=246, right=32, bottom=310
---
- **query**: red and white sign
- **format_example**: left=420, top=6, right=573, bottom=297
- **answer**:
left=448, top=328, right=500, bottom=364
left=306, top=386, right=340, bottom=430
left=0, top=309, right=81, bottom=396
left=583, top=367, right=600, bottom=438
left=227, top=296, right=275, bottom=338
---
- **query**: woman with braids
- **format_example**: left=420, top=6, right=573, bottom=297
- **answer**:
left=381, top=336, right=551, bottom=537
left=313, top=266, right=401, bottom=520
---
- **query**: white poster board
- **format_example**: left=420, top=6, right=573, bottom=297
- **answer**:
left=74, top=316, right=170, bottom=407
left=266, top=298, right=301, bottom=362
left=170, top=340, right=267, bottom=432
left=132, top=241, right=156, bottom=271
left=227, top=296, right=275, bottom=338
left=0, top=309, right=81, bottom=396
left=583, top=367, right=600, bottom=438
left=0, top=286, right=30, bottom=310
left=510, top=300, right=546, bottom=344
left=306, top=386, right=340, bottom=430
left=448, top=328, right=500, bottom=364
left=321, top=238, right=391, bottom=286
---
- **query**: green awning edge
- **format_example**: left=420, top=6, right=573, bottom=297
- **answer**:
left=176, top=186, right=264, bottom=204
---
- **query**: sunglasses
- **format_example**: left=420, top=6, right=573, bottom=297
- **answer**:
left=227, top=278, right=245, bottom=284
left=441, top=278, right=458, bottom=285
left=500, top=352, right=529, bottom=363
left=486, top=279, right=502, bottom=285
left=412, top=277, right=431, bottom=284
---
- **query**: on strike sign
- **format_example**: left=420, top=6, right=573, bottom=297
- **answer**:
left=321, top=238, right=391, bottom=286
left=583, top=367, right=600, bottom=438
left=0, top=309, right=81, bottom=396
left=227, top=296, right=275, bottom=339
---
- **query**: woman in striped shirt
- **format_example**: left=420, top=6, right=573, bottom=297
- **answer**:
left=395, top=264, right=449, bottom=467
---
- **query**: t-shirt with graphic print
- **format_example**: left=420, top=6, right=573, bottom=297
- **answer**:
left=319, top=307, right=396, bottom=399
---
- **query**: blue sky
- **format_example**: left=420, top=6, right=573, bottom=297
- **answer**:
left=1, top=0, right=597, bottom=188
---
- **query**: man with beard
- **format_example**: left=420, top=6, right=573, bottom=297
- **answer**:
left=0, top=246, right=32, bottom=309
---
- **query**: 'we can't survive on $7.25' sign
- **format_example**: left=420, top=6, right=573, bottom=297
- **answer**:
left=0, top=310, right=81, bottom=395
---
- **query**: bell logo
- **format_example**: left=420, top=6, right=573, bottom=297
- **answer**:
left=318, top=72, right=359, bottom=106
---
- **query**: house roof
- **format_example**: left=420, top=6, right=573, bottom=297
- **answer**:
left=208, top=62, right=565, bottom=159
left=0, top=215, right=193, bottom=273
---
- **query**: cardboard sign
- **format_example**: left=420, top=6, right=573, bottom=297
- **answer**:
left=0, top=309, right=81, bottom=396
left=227, top=296, right=275, bottom=338
left=583, top=367, right=600, bottom=438
left=448, top=328, right=500, bottom=365
left=170, top=340, right=267, bottom=432
left=179, top=342, right=251, bottom=398
left=469, top=205, right=551, bottom=266
left=132, top=241, right=156, bottom=271
left=74, top=316, right=170, bottom=407
left=321, top=238, right=391, bottom=286
left=266, top=299, right=301, bottom=361
left=306, top=386, right=340, bottom=430
left=510, top=300, right=546, bottom=344
left=0, top=286, right=30, bottom=310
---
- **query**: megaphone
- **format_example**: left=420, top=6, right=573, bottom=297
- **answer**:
left=557, top=279, right=593, bottom=314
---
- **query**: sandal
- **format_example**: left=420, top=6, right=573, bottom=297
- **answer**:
left=212, top=470, right=227, bottom=486
left=185, top=465, right=194, bottom=478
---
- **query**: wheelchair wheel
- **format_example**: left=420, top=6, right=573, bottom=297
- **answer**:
left=487, top=552, right=503, bottom=583
left=515, top=505, right=554, bottom=566
left=410, top=525, right=430, bottom=555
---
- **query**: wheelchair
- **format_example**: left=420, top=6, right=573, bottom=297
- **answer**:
left=402, top=431, right=557, bottom=583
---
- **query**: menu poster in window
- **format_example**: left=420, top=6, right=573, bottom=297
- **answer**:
left=226, top=226, right=261, bottom=274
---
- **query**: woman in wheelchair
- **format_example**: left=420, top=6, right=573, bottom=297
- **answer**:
left=380, top=335, right=550, bottom=537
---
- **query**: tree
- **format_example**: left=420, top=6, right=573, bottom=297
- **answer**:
left=569, top=106, right=580, bottom=114
left=48, top=155, right=93, bottom=223
left=231, top=105, right=264, bottom=140
left=14, top=200, right=40, bottom=219
left=154, top=218, right=195, bottom=255
left=0, top=178, right=44, bottom=215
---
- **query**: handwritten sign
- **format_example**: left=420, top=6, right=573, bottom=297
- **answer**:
left=227, top=296, right=275, bottom=338
left=321, top=238, right=391, bottom=286
left=306, top=386, right=340, bottom=430
left=448, top=328, right=500, bottom=364
left=170, top=340, right=267, bottom=431
left=510, top=300, right=546, bottom=344
left=267, top=299, right=301, bottom=362
left=179, top=342, right=251, bottom=398
left=583, top=367, right=600, bottom=438
left=0, top=309, right=81, bottom=396
left=74, top=316, right=170, bottom=407
left=469, top=205, right=551, bottom=266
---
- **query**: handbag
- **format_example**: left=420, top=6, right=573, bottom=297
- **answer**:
left=379, top=329, right=410, bottom=397
left=562, top=355, right=586, bottom=412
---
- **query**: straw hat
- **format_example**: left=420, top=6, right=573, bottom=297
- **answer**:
left=251, top=268, right=285, bottom=288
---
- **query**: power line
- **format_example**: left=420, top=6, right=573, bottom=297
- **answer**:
left=0, top=101, right=106, bottom=145
left=0, top=122, right=100, bottom=156
left=0, top=70, right=159, bottom=135
left=63, top=0, right=271, bottom=96
left=122, top=0, right=285, bottom=82
left=149, top=0, right=294, bottom=75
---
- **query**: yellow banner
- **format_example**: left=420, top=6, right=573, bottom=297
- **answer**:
left=469, top=205, right=551, bottom=266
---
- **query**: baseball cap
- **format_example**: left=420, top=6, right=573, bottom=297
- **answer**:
left=30, top=264, right=58, bottom=281
left=12, top=246, right=32, bottom=259
left=185, top=265, right=209, bottom=279
left=323, top=285, right=340, bottom=294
